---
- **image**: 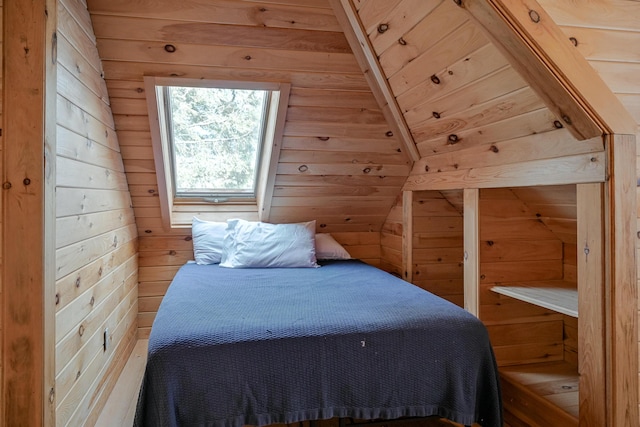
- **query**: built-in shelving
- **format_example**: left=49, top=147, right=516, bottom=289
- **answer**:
left=491, top=280, right=578, bottom=318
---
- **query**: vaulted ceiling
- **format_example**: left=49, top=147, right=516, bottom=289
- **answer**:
left=85, top=0, right=639, bottom=235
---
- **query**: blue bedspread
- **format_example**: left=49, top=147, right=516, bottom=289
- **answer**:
left=134, top=260, right=502, bottom=427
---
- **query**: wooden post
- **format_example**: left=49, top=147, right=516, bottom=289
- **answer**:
left=603, top=134, right=638, bottom=427
left=402, top=191, right=413, bottom=283
left=576, top=183, right=606, bottom=426
left=463, top=188, right=480, bottom=316
left=2, top=0, right=57, bottom=425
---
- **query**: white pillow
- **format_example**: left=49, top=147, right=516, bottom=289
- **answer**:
left=191, top=217, right=227, bottom=265
left=220, top=219, right=319, bottom=268
left=315, top=233, right=351, bottom=260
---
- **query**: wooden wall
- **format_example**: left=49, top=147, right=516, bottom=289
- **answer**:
left=380, top=195, right=402, bottom=277
left=85, top=0, right=400, bottom=337
left=412, top=191, right=464, bottom=307
left=55, top=0, right=138, bottom=425
left=538, top=1, right=640, bottom=417
left=479, top=187, right=575, bottom=367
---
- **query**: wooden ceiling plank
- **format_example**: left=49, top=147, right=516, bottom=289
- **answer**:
left=457, top=0, right=637, bottom=137
left=90, top=15, right=351, bottom=53
left=330, top=0, right=420, bottom=162
left=87, top=0, right=341, bottom=32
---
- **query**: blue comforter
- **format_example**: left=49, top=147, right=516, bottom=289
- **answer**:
left=134, top=260, right=502, bottom=427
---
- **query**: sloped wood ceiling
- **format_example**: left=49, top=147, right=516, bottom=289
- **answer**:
left=350, top=0, right=608, bottom=191
left=539, top=0, right=640, bottom=128
left=87, top=0, right=410, bottom=234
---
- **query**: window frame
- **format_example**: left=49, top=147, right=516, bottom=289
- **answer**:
left=144, top=76, right=290, bottom=229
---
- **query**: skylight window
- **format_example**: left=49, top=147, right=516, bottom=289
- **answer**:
left=145, top=77, right=290, bottom=228
left=167, top=86, right=268, bottom=199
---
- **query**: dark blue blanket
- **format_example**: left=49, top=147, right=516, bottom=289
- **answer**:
left=134, top=260, right=502, bottom=427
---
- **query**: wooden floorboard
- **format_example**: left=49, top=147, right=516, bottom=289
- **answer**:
left=95, top=339, right=149, bottom=427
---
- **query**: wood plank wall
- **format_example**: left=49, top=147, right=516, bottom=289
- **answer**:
left=355, top=0, right=605, bottom=192
left=480, top=186, right=577, bottom=366
left=55, top=0, right=138, bottom=425
left=412, top=191, right=464, bottom=307
left=538, top=0, right=640, bottom=414
left=85, top=0, right=400, bottom=337
left=380, top=195, right=402, bottom=277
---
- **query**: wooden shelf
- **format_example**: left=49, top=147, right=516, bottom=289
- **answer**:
left=500, top=361, right=578, bottom=426
left=491, top=280, right=578, bottom=317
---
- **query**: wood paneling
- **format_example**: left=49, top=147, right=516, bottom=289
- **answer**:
left=55, top=1, right=138, bottom=426
left=479, top=187, right=572, bottom=367
left=411, top=191, right=464, bottom=307
left=86, top=1, right=406, bottom=337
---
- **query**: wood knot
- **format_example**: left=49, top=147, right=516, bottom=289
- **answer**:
left=490, top=145, right=499, bottom=153
left=145, top=229, right=152, bottom=233
left=148, top=189, right=156, bottom=194
left=244, top=55, right=252, bottom=60
left=528, top=9, right=540, bottom=23
left=75, top=277, right=81, bottom=287
left=452, top=0, right=462, bottom=6
left=298, top=164, right=309, bottom=172
left=553, top=120, right=563, bottom=129
left=185, top=236, right=193, bottom=241
left=362, top=167, right=372, bottom=174
left=432, top=111, right=441, bottom=119
left=317, top=136, right=330, bottom=141
left=169, top=250, right=177, bottom=256
left=90, top=296, right=95, bottom=306
left=78, top=324, right=85, bottom=336
left=486, top=240, right=494, bottom=246
left=430, top=74, right=441, bottom=84
left=562, top=115, right=572, bottom=125
left=164, top=44, right=176, bottom=53
left=377, top=23, right=389, bottom=33
left=569, top=37, right=578, bottom=47
left=398, top=37, right=407, bottom=45
left=319, top=223, right=327, bottom=228
left=447, top=134, right=459, bottom=144
left=425, top=165, right=430, bottom=172
left=55, top=293, right=60, bottom=305
left=385, top=131, right=394, bottom=137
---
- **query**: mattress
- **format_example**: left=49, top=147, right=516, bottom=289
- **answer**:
left=134, top=260, right=502, bottom=427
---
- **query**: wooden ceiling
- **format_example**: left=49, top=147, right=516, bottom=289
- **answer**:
left=87, top=0, right=409, bottom=235
left=85, top=0, right=636, bottom=234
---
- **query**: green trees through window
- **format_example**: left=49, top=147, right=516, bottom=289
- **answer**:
left=167, top=86, right=268, bottom=195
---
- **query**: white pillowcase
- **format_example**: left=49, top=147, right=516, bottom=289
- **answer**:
left=315, top=233, right=351, bottom=260
left=191, top=217, right=227, bottom=265
left=220, top=219, right=319, bottom=268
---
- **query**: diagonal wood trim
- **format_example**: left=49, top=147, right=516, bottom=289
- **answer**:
left=329, top=0, right=420, bottom=163
left=456, top=0, right=637, bottom=138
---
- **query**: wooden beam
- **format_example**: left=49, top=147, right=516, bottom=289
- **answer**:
left=455, top=0, right=637, bottom=138
left=401, top=191, right=413, bottom=282
left=463, top=188, right=479, bottom=316
left=329, top=0, right=420, bottom=163
left=2, top=0, right=57, bottom=425
left=603, top=134, right=638, bottom=427
left=403, top=151, right=606, bottom=191
left=576, top=183, right=606, bottom=426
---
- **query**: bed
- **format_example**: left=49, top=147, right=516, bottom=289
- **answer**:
left=134, top=260, right=502, bottom=427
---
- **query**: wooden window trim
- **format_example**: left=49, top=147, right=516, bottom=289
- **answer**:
left=144, top=76, right=290, bottom=229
